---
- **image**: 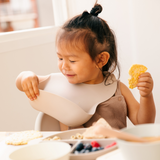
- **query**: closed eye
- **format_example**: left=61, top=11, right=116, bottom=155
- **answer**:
left=69, top=60, right=76, bottom=63
left=58, top=58, right=63, bottom=61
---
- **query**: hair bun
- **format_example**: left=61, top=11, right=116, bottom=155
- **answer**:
left=90, top=4, right=102, bottom=16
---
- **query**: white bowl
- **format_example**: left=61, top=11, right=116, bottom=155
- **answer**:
left=117, top=123, right=160, bottom=160
left=9, top=142, right=71, bottom=160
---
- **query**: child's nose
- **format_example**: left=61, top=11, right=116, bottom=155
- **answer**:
left=62, top=61, right=70, bottom=70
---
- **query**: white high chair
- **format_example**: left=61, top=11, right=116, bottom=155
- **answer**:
left=35, top=112, right=69, bottom=131
left=35, top=112, right=60, bottom=131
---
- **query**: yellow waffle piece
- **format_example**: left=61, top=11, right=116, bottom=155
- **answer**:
left=128, top=64, right=147, bottom=89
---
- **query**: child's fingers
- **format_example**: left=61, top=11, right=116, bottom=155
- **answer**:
left=28, top=85, right=37, bottom=100
left=137, top=72, right=153, bottom=97
left=139, top=72, right=151, bottom=77
left=139, top=72, right=152, bottom=81
left=138, top=86, right=150, bottom=92
left=24, top=82, right=36, bottom=100
left=25, top=90, right=34, bottom=101
left=138, top=76, right=152, bottom=84
left=22, top=83, right=34, bottom=100
left=32, top=81, right=39, bottom=97
left=137, top=81, right=153, bottom=97
left=137, top=81, right=150, bottom=89
left=138, top=87, right=151, bottom=97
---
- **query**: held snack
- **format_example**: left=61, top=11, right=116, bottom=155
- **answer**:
left=5, top=130, right=43, bottom=145
left=128, top=64, right=147, bottom=89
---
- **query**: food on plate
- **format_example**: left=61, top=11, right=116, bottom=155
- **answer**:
left=73, top=141, right=104, bottom=154
left=71, top=133, right=84, bottom=140
left=105, top=142, right=117, bottom=149
left=91, top=141, right=100, bottom=147
left=5, top=130, right=42, bottom=145
left=44, top=118, right=111, bottom=141
left=94, top=118, right=112, bottom=129
left=82, top=118, right=111, bottom=139
left=82, top=118, right=112, bottom=139
left=44, top=136, right=61, bottom=141
left=128, top=64, right=147, bottom=89
left=73, top=141, right=116, bottom=154
left=44, top=133, right=83, bottom=141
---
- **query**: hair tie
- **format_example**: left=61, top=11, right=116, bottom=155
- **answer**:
left=90, top=4, right=102, bottom=17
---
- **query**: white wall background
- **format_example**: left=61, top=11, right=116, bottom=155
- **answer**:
left=0, top=0, right=160, bottom=131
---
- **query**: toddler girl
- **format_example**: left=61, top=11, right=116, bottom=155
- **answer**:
left=16, top=2, right=155, bottom=130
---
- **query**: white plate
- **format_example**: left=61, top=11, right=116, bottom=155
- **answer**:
left=42, top=128, right=86, bottom=141
left=41, top=128, right=118, bottom=160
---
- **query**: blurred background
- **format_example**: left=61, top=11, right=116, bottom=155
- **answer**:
left=0, top=0, right=54, bottom=32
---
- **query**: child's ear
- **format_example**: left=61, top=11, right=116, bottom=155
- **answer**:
left=96, top=52, right=110, bottom=69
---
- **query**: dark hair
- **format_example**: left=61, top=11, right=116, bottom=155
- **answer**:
left=56, top=2, right=120, bottom=79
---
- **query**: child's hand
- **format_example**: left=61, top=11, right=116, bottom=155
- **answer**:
left=21, top=72, right=39, bottom=101
left=137, top=72, right=153, bottom=97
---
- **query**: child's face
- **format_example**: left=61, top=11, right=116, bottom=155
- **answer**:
left=57, top=44, right=104, bottom=84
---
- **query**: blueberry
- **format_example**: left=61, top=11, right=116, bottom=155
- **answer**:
left=84, top=149, right=90, bottom=153
left=97, top=147, right=104, bottom=150
left=74, top=150, right=79, bottom=154
left=80, top=149, right=86, bottom=153
left=91, top=147, right=99, bottom=152
left=75, top=142, right=84, bottom=151
left=84, top=143, right=92, bottom=151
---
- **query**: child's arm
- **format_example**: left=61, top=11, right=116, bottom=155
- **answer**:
left=137, top=72, right=156, bottom=123
left=120, top=72, right=156, bottom=124
left=16, top=71, right=49, bottom=101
